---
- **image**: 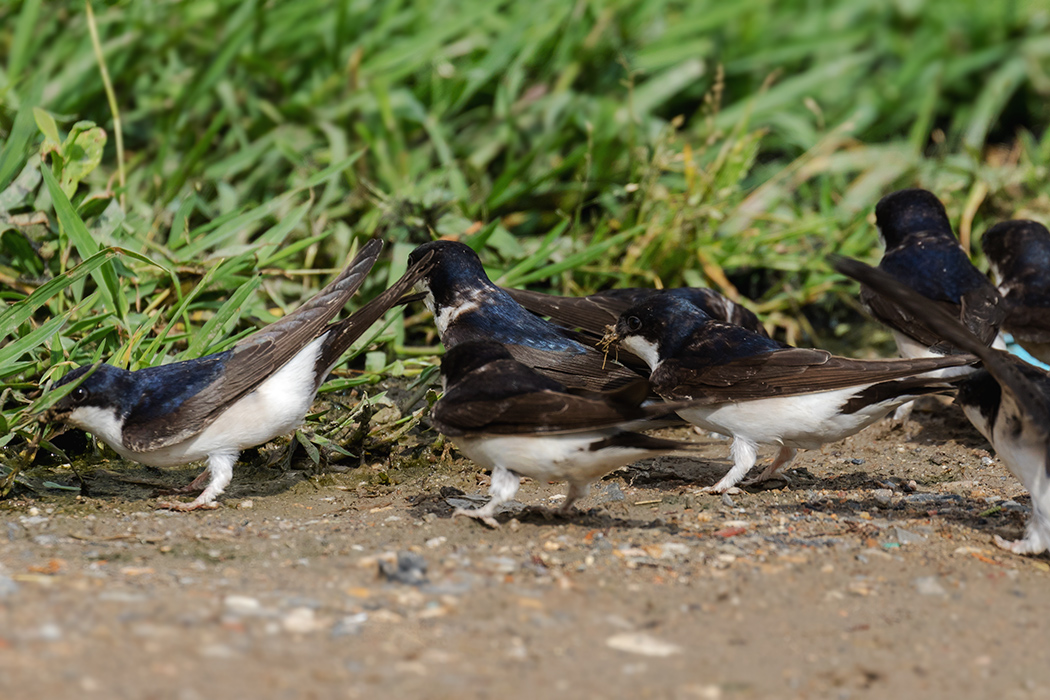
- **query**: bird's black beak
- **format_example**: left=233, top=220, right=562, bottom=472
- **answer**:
left=397, top=291, right=428, bottom=306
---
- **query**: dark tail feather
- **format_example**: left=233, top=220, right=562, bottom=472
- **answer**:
left=318, top=249, right=436, bottom=373
left=589, top=431, right=698, bottom=453
left=841, top=377, right=954, bottom=415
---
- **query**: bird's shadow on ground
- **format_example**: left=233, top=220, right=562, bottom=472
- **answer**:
left=13, top=440, right=337, bottom=505
left=406, top=486, right=686, bottom=532
left=775, top=490, right=1029, bottom=536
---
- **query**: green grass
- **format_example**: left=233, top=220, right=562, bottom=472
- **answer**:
left=2, top=0, right=1050, bottom=484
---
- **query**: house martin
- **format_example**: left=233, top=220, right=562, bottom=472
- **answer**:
left=861, top=188, right=1006, bottom=362
left=604, top=294, right=974, bottom=492
left=834, top=254, right=1050, bottom=555
left=44, top=239, right=434, bottom=510
left=429, top=340, right=701, bottom=527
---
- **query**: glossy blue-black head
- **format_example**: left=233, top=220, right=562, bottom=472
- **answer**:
left=48, top=363, right=138, bottom=420
left=615, top=294, right=712, bottom=353
left=408, top=240, right=587, bottom=353
left=613, top=294, right=780, bottom=368
left=408, top=240, right=495, bottom=309
left=47, top=351, right=233, bottom=427
left=983, top=220, right=1050, bottom=286
left=875, top=189, right=953, bottom=249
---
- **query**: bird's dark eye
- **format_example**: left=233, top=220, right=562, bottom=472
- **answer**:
left=71, top=387, right=89, bottom=404
left=626, top=316, right=642, bottom=332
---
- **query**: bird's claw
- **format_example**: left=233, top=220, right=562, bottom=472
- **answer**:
left=452, top=506, right=500, bottom=529
left=697, top=485, right=742, bottom=495
left=993, top=534, right=1042, bottom=555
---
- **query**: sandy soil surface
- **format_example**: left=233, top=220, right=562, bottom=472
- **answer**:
left=2, top=402, right=1049, bottom=700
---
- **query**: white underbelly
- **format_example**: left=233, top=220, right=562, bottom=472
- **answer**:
left=676, top=386, right=896, bottom=450
left=453, top=432, right=663, bottom=483
left=116, top=337, right=325, bottom=467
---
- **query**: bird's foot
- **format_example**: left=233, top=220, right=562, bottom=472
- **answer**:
left=156, top=499, right=221, bottom=512
left=697, top=484, right=742, bottom=495
left=889, top=402, right=914, bottom=428
left=993, top=534, right=1047, bottom=556
left=452, top=506, right=500, bottom=529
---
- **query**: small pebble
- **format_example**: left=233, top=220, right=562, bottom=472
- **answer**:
left=224, top=595, right=262, bottom=615
left=200, top=644, right=238, bottom=658
left=887, top=527, right=926, bottom=546
left=237, top=500, right=254, bottom=509
left=36, top=623, right=62, bottom=642
left=599, top=483, right=626, bottom=503
left=379, top=551, right=428, bottom=586
left=914, top=576, right=947, bottom=596
left=331, top=613, right=368, bottom=638
left=606, top=632, right=682, bottom=657
left=282, top=607, right=321, bottom=634
left=873, top=489, right=894, bottom=506
left=485, top=557, right=518, bottom=574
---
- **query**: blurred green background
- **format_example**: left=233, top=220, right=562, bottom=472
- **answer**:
left=2, top=0, right=1049, bottom=458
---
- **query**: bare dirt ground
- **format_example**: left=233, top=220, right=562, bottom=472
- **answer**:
left=2, top=402, right=1049, bottom=700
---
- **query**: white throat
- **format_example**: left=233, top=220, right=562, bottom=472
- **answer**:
left=619, top=335, right=662, bottom=371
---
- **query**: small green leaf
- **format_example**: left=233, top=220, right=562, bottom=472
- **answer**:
left=0, top=95, right=41, bottom=192
left=295, top=431, right=321, bottom=466
left=60, top=122, right=107, bottom=198
left=43, top=481, right=81, bottom=491
left=33, top=107, right=61, bottom=149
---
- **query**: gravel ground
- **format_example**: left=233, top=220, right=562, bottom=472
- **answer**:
left=2, top=404, right=1049, bottom=700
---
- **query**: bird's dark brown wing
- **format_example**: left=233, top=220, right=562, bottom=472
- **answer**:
left=505, top=288, right=635, bottom=337
left=860, top=285, right=959, bottom=351
left=501, top=341, right=646, bottom=393
left=121, top=240, right=385, bottom=451
left=959, top=284, right=1009, bottom=346
left=431, top=390, right=642, bottom=436
left=431, top=358, right=663, bottom=436
left=860, top=280, right=1005, bottom=352
left=650, top=347, right=973, bottom=404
